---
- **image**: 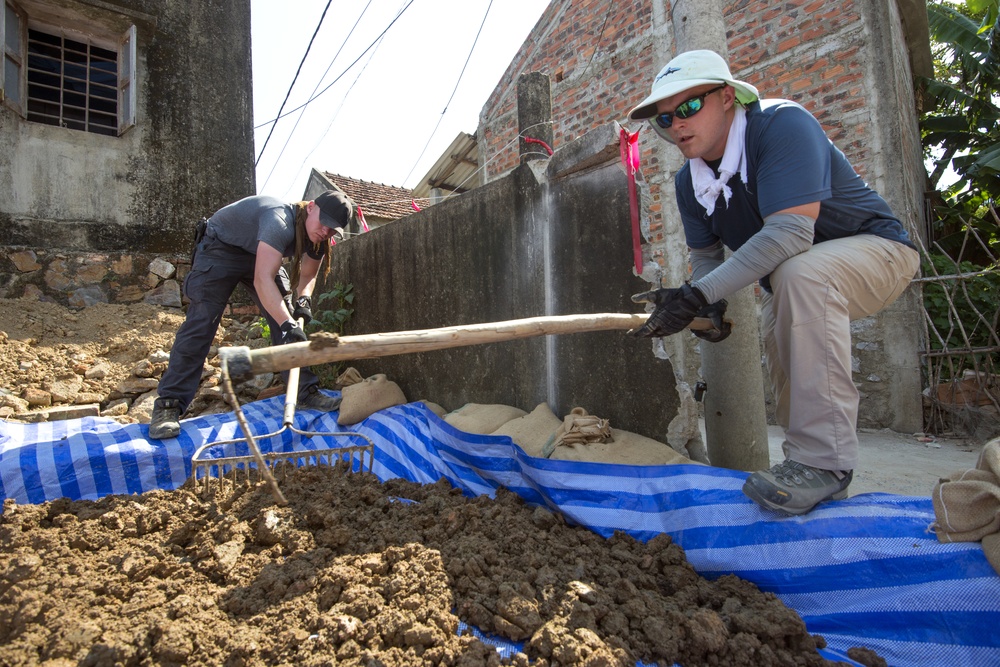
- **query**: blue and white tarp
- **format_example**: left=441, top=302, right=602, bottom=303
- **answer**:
left=1, top=396, right=998, bottom=667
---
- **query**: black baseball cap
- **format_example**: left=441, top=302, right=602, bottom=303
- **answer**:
left=314, top=189, right=354, bottom=230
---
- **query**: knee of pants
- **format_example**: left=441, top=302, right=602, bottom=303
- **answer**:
left=770, top=254, right=827, bottom=298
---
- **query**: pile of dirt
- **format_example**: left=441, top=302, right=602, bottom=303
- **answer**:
left=0, top=295, right=888, bottom=666
left=0, top=464, right=861, bottom=667
left=0, top=297, right=267, bottom=423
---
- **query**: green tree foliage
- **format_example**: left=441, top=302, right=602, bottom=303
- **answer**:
left=920, top=0, right=1000, bottom=249
left=919, top=1, right=999, bottom=382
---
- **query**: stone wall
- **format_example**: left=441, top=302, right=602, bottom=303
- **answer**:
left=1, top=247, right=188, bottom=309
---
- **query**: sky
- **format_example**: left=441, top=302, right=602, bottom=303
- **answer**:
left=250, top=0, right=551, bottom=201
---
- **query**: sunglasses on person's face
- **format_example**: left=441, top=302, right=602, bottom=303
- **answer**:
left=654, top=84, right=727, bottom=129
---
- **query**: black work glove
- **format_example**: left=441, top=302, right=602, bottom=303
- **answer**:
left=278, top=321, right=308, bottom=345
left=692, top=300, right=732, bottom=343
left=629, top=283, right=708, bottom=338
left=292, top=295, right=313, bottom=325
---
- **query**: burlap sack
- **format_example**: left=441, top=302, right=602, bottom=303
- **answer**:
left=549, top=428, right=698, bottom=466
left=491, top=403, right=562, bottom=458
left=541, top=407, right=612, bottom=457
left=335, top=366, right=364, bottom=389
left=931, top=438, right=1000, bottom=575
left=337, top=374, right=407, bottom=425
left=443, top=403, right=527, bottom=434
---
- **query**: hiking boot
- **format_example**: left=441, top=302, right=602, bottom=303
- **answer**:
left=149, top=398, right=182, bottom=440
left=742, top=460, right=852, bottom=516
left=298, top=386, right=342, bottom=412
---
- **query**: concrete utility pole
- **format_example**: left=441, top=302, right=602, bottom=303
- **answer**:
left=517, top=72, right=554, bottom=164
left=670, top=0, right=770, bottom=471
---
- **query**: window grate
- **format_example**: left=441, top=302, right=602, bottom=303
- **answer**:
left=25, top=27, right=118, bottom=136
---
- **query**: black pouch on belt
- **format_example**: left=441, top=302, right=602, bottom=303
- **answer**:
left=190, top=218, right=208, bottom=265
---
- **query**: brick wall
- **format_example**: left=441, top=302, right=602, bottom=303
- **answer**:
left=478, top=0, right=918, bottom=260
left=476, top=0, right=925, bottom=432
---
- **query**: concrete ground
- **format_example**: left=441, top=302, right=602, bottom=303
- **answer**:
left=764, top=425, right=984, bottom=498
left=699, top=421, right=987, bottom=498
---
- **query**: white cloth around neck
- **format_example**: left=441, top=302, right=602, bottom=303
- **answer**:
left=689, top=106, right=748, bottom=215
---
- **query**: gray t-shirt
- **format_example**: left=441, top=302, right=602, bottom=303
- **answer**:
left=207, top=195, right=324, bottom=259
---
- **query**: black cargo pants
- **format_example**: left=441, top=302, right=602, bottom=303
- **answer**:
left=156, top=229, right=319, bottom=413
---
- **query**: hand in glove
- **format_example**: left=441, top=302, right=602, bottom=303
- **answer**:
left=292, top=295, right=313, bottom=325
left=629, top=283, right=708, bottom=338
left=278, top=321, right=308, bottom=345
left=692, top=300, right=732, bottom=343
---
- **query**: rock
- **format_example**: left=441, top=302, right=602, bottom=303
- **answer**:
left=85, top=361, right=112, bottom=380
left=75, top=392, right=104, bottom=404
left=76, top=263, right=108, bottom=283
left=68, top=286, right=108, bottom=308
left=128, top=390, right=158, bottom=422
left=10, top=250, right=42, bottom=272
left=44, top=258, right=72, bottom=291
left=133, top=359, right=155, bottom=377
left=35, top=404, right=101, bottom=422
left=44, top=375, right=84, bottom=403
left=237, top=372, right=274, bottom=396
left=21, top=284, right=44, bottom=300
left=115, top=285, right=145, bottom=302
left=148, top=258, right=176, bottom=280
left=23, top=387, right=52, bottom=407
left=149, top=350, right=171, bottom=364
left=144, top=280, right=182, bottom=308
left=103, top=399, right=130, bottom=416
left=118, top=378, right=160, bottom=394
left=0, top=393, right=29, bottom=413
left=111, top=256, right=133, bottom=275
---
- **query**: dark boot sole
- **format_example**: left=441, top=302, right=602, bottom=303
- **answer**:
left=742, top=479, right=848, bottom=516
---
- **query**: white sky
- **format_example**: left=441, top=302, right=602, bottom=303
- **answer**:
left=250, top=0, right=551, bottom=201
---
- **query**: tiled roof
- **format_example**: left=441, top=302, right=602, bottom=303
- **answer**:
left=322, top=172, right=416, bottom=221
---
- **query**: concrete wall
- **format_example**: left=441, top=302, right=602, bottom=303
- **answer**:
left=476, top=0, right=927, bottom=432
left=0, top=0, right=254, bottom=254
left=323, top=126, right=682, bottom=443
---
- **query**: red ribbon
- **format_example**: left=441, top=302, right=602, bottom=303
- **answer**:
left=523, top=136, right=553, bottom=156
left=411, top=199, right=422, bottom=212
left=619, top=127, right=642, bottom=274
left=356, top=206, right=371, bottom=232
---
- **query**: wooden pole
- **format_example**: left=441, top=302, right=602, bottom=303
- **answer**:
left=230, top=313, right=719, bottom=377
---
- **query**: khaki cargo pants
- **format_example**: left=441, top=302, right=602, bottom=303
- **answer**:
left=760, top=235, right=920, bottom=471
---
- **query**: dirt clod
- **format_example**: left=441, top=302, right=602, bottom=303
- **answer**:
left=0, top=464, right=855, bottom=667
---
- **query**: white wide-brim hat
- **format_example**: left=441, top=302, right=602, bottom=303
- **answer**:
left=628, top=49, right=759, bottom=122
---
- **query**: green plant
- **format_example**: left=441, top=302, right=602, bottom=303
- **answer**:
left=922, top=252, right=1000, bottom=367
left=305, top=282, right=356, bottom=387
left=250, top=318, right=270, bottom=340
left=920, top=0, right=1000, bottom=259
left=307, top=282, right=355, bottom=335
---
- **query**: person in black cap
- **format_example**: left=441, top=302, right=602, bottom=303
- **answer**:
left=149, top=189, right=355, bottom=440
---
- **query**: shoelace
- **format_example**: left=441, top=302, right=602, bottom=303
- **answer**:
left=770, top=461, right=817, bottom=487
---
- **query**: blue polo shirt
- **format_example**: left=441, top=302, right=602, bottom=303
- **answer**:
left=676, top=100, right=914, bottom=253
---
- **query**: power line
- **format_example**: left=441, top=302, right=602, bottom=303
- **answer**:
left=402, top=0, right=494, bottom=187
left=255, top=0, right=334, bottom=167
left=279, top=2, right=396, bottom=200
left=261, top=0, right=376, bottom=193
left=253, top=0, right=416, bottom=130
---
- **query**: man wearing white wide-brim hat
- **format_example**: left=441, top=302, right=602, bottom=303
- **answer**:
left=627, top=50, right=920, bottom=515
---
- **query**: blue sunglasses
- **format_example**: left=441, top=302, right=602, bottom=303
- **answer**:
left=653, top=84, right=727, bottom=129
